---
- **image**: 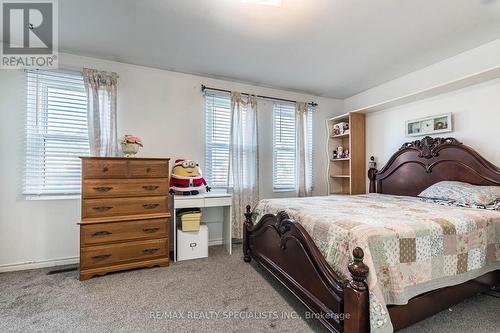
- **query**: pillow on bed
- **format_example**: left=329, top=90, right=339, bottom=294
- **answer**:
left=421, top=197, right=500, bottom=211
left=418, top=181, right=500, bottom=207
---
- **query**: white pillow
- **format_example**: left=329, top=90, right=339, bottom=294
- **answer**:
left=418, top=181, right=500, bottom=207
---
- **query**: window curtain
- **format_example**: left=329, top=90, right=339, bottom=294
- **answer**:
left=296, top=102, right=312, bottom=197
left=229, top=92, right=259, bottom=239
left=83, top=68, right=119, bottom=157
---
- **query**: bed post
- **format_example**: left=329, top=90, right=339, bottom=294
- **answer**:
left=368, top=156, right=378, bottom=193
left=344, top=247, right=369, bottom=333
left=243, top=205, right=252, bottom=262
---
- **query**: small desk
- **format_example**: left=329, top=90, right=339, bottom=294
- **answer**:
left=171, top=193, right=232, bottom=262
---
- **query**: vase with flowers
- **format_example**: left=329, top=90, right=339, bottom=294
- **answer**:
left=121, top=135, right=143, bottom=157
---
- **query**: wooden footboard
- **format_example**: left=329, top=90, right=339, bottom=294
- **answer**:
left=243, top=205, right=369, bottom=333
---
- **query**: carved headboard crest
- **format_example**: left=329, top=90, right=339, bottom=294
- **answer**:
left=370, top=136, right=500, bottom=196
left=399, top=136, right=462, bottom=159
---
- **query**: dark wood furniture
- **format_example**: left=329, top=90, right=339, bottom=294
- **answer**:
left=243, top=136, right=500, bottom=332
left=79, top=157, right=170, bottom=280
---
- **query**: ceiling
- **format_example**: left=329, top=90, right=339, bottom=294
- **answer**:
left=58, top=0, right=500, bottom=99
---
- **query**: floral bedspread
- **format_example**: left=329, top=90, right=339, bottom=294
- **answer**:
left=254, top=194, right=500, bottom=333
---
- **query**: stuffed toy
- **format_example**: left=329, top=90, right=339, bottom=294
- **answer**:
left=169, top=159, right=211, bottom=195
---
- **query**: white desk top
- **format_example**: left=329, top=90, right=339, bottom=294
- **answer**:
left=173, top=192, right=231, bottom=200
left=172, top=192, right=232, bottom=209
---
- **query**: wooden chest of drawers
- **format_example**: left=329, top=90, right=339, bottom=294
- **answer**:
left=79, top=157, right=170, bottom=280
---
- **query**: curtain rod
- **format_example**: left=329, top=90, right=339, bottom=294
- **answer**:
left=201, top=84, right=318, bottom=107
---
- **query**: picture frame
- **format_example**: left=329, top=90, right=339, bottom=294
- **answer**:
left=405, top=113, right=452, bottom=137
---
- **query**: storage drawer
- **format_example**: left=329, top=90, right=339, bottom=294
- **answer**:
left=82, top=196, right=168, bottom=219
left=83, top=159, right=128, bottom=179
left=129, top=161, right=168, bottom=178
left=174, top=197, right=205, bottom=209
left=177, top=224, right=208, bottom=261
left=81, top=218, right=169, bottom=245
left=203, top=196, right=232, bottom=207
left=129, top=160, right=169, bottom=178
left=80, top=238, right=168, bottom=269
left=83, top=178, right=169, bottom=198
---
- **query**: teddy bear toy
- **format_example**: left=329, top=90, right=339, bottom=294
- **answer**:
left=169, top=159, right=211, bottom=195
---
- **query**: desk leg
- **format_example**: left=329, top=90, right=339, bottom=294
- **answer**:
left=173, top=210, right=177, bottom=262
left=223, top=205, right=232, bottom=255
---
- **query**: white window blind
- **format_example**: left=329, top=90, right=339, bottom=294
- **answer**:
left=205, top=91, right=231, bottom=188
left=273, top=102, right=297, bottom=191
left=273, top=102, right=313, bottom=191
left=24, top=69, right=89, bottom=196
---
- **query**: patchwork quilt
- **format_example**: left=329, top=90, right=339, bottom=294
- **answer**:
left=254, top=194, right=500, bottom=333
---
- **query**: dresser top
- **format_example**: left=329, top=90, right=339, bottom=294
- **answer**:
left=80, top=156, right=170, bottom=161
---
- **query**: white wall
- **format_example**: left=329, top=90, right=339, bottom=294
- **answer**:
left=0, top=53, right=343, bottom=270
left=365, top=78, right=500, bottom=179
left=344, top=38, right=500, bottom=112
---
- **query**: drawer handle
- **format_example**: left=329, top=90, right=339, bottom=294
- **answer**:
left=92, top=230, right=112, bottom=236
left=102, top=167, right=109, bottom=172
left=143, top=227, right=160, bottom=233
left=91, top=254, right=112, bottom=261
left=146, top=167, right=152, bottom=173
left=143, top=203, right=159, bottom=209
left=142, top=185, right=159, bottom=191
left=93, top=206, right=113, bottom=212
left=93, top=186, right=113, bottom=192
left=142, top=248, right=159, bottom=255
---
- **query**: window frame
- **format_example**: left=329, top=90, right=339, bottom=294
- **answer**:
left=23, top=69, right=89, bottom=198
left=272, top=101, right=314, bottom=192
left=204, top=91, right=232, bottom=190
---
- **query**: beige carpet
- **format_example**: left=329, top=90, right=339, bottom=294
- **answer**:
left=0, top=245, right=498, bottom=333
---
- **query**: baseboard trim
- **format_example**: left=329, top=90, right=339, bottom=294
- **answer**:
left=1, top=240, right=228, bottom=273
left=0, top=256, right=79, bottom=273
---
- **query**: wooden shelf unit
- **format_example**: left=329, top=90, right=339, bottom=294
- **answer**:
left=326, top=112, right=366, bottom=195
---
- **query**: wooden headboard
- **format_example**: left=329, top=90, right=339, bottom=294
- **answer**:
left=368, top=136, right=500, bottom=196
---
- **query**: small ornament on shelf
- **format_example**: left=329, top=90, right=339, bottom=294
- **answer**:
left=368, top=156, right=376, bottom=169
left=337, top=146, right=344, bottom=159
left=332, top=122, right=349, bottom=136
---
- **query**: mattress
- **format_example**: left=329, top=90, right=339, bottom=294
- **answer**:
left=254, top=193, right=500, bottom=333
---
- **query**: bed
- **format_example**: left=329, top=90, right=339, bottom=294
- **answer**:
left=242, top=136, right=500, bottom=333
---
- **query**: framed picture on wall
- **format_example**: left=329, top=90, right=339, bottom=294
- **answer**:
left=405, top=113, right=452, bottom=137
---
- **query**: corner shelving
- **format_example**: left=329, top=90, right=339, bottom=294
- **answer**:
left=326, top=112, right=366, bottom=195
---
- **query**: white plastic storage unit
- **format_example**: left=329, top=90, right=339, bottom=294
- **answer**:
left=177, top=224, right=209, bottom=261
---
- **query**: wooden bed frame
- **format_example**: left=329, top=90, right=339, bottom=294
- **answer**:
left=243, top=136, right=500, bottom=333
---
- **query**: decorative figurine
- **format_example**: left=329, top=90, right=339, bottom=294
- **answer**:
left=337, top=146, right=344, bottom=159
left=169, top=159, right=211, bottom=195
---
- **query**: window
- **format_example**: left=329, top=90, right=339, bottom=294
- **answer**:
left=204, top=93, right=313, bottom=192
left=272, top=102, right=313, bottom=191
left=204, top=91, right=231, bottom=189
left=24, top=69, right=89, bottom=196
